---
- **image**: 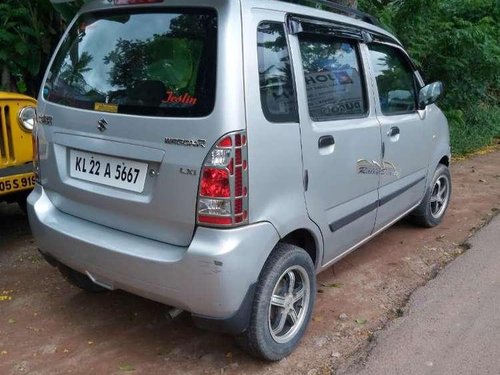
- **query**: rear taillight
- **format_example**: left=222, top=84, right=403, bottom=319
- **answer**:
left=197, top=131, right=248, bottom=227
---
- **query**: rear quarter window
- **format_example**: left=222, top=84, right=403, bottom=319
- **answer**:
left=44, top=8, right=217, bottom=117
left=257, top=22, right=298, bottom=123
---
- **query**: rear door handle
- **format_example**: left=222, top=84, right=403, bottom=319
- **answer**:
left=318, top=135, right=335, bottom=148
left=387, top=127, right=400, bottom=137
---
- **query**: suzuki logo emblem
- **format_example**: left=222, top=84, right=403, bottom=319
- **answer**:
left=97, top=118, right=108, bottom=132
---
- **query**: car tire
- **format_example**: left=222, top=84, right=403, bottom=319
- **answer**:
left=235, top=243, right=316, bottom=361
left=58, top=264, right=108, bottom=293
left=410, top=163, right=452, bottom=228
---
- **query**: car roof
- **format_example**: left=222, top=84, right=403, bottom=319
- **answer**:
left=77, top=0, right=401, bottom=46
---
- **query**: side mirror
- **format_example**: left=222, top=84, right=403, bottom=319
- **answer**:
left=418, top=81, right=444, bottom=110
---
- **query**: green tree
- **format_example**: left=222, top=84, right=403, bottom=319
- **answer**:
left=0, top=0, right=63, bottom=95
left=360, top=0, right=500, bottom=154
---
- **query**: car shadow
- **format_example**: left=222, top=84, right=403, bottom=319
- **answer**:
left=0, top=202, right=31, bottom=241
left=45, top=285, right=256, bottom=368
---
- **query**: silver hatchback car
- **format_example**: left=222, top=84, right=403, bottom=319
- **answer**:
left=28, top=0, right=451, bottom=360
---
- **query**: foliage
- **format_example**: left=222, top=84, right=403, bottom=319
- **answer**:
left=359, top=0, right=500, bottom=154
left=0, top=0, right=63, bottom=95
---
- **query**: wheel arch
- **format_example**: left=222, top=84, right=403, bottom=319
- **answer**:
left=427, top=143, right=451, bottom=186
left=439, top=155, right=450, bottom=167
left=280, top=228, right=321, bottom=270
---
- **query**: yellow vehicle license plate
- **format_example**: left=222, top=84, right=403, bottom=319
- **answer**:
left=0, top=172, right=35, bottom=195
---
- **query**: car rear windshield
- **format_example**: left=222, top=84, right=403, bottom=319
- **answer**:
left=44, top=8, right=217, bottom=117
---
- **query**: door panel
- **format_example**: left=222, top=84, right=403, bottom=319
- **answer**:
left=289, top=33, right=381, bottom=265
left=376, top=113, right=428, bottom=228
left=365, top=43, right=431, bottom=230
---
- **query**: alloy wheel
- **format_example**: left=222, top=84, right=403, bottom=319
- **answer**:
left=430, top=175, right=450, bottom=219
left=268, top=265, right=310, bottom=344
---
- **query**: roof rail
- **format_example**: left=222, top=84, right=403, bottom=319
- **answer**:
left=277, top=0, right=380, bottom=26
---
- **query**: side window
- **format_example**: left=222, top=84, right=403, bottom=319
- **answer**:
left=368, top=44, right=417, bottom=115
left=298, top=35, right=367, bottom=121
left=257, top=22, right=298, bottom=123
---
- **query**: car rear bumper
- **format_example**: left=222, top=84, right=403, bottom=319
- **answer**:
left=27, top=185, right=279, bottom=326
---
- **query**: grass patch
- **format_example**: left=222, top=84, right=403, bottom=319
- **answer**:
left=447, top=105, right=500, bottom=156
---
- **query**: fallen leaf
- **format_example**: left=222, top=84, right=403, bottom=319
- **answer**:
left=119, top=364, right=135, bottom=372
left=87, top=341, right=94, bottom=345
left=313, top=316, right=324, bottom=322
left=226, top=352, right=233, bottom=358
left=320, top=283, right=343, bottom=288
left=8, top=318, right=16, bottom=324
left=355, top=319, right=367, bottom=325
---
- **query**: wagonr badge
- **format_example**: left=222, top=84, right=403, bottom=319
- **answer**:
left=165, top=137, right=206, bottom=148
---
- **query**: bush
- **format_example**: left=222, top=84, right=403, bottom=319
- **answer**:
left=448, top=106, right=500, bottom=154
left=0, top=0, right=63, bottom=95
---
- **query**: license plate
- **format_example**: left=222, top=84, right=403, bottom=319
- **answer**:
left=70, top=150, right=148, bottom=193
left=0, top=172, right=35, bottom=196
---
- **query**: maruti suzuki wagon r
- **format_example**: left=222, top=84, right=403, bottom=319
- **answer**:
left=28, top=0, right=451, bottom=360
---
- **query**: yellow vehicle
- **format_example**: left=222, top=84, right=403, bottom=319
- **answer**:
left=0, top=92, right=37, bottom=211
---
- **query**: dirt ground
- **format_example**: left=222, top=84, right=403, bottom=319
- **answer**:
left=1, top=146, right=499, bottom=375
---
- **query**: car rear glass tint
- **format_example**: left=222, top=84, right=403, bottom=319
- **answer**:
left=299, top=35, right=367, bottom=121
left=44, top=8, right=217, bottom=117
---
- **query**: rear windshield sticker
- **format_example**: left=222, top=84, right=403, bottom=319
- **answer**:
left=94, top=103, right=118, bottom=113
left=163, top=91, right=198, bottom=106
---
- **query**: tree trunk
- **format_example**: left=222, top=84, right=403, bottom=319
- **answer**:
left=1, top=66, right=14, bottom=92
left=334, top=0, right=358, bottom=8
